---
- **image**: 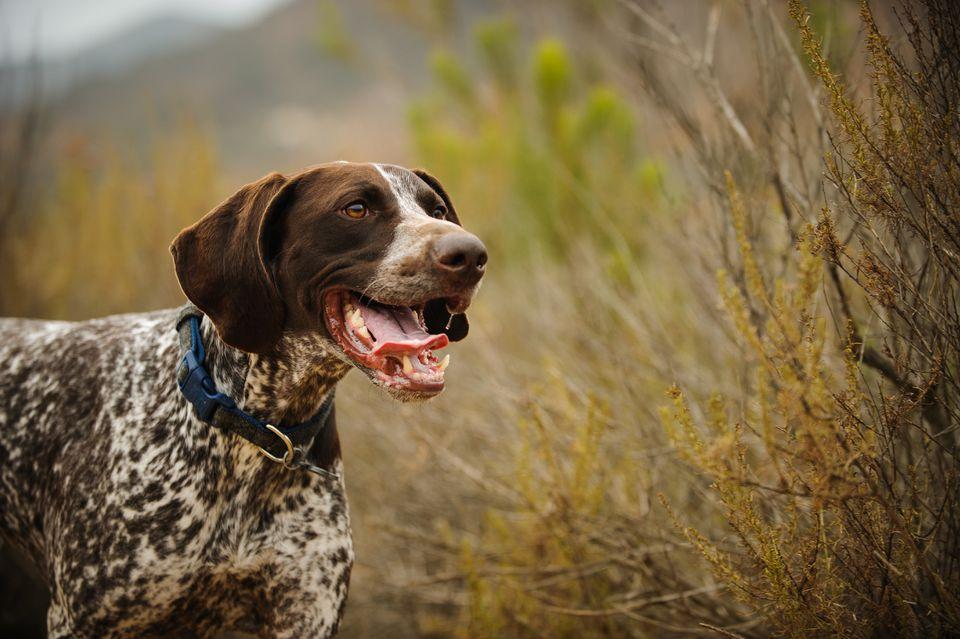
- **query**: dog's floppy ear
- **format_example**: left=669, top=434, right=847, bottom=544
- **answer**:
left=414, top=168, right=461, bottom=227
left=170, top=172, right=293, bottom=353
left=415, top=168, right=469, bottom=342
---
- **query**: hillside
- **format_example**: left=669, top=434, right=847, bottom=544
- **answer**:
left=36, top=0, right=498, bottom=179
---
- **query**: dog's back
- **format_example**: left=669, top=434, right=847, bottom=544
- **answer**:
left=1, top=316, right=97, bottom=566
left=0, top=312, right=177, bottom=562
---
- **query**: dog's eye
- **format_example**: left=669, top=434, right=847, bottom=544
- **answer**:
left=431, top=205, right=446, bottom=220
left=341, top=202, right=369, bottom=219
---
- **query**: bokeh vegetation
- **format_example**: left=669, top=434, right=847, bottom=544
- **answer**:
left=409, top=20, right=664, bottom=260
left=1, top=1, right=957, bottom=638
left=0, top=122, right=218, bottom=318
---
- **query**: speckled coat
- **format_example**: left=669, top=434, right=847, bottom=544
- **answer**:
left=0, top=161, right=485, bottom=638
left=0, top=310, right=353, bottom=638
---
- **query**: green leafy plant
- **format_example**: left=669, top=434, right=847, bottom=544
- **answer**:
left=408, top=20, right=664, bottom=261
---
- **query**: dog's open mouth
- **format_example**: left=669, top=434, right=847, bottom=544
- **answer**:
left=323, top=290, right=450, bottom=394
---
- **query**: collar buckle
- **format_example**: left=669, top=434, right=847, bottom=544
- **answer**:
left=177, top=339, right=236, bottom=423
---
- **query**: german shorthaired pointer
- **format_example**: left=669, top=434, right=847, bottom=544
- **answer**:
left=0, top=162, right=486, bottom=638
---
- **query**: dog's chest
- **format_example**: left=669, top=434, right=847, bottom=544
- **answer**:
left=202, top=453, right=353, bottom=572
left=130, top=452, right=351, bottom=602
left=66, top=435, right=354, bottom=636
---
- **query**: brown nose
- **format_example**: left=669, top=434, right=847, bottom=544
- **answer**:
left=434, top=233, right=487, bottom=283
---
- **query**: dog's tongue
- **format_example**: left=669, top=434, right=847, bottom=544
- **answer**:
left=359, top=302, right=449, bottom=355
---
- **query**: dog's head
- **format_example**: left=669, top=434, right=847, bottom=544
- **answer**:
left=170, top=162, right=486, bottom=400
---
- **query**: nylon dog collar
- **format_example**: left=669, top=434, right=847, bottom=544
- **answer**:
left=175, top=304, right=337, bottom=479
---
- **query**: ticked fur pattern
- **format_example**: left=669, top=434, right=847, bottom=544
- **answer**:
left=0, top=310, right=353, bottom=638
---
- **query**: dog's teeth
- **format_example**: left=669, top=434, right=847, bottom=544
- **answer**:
left=356, top=326, right=370, bottom=341
left=439, top=354, right=450, bottom=370
left=349, top=308, right=364, bottom=329
left=402, top=354, right=413, bottom=374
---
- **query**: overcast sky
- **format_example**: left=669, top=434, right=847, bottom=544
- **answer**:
left=0, top=0, right=289, bottom=62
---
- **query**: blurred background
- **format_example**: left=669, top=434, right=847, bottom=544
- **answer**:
left=3, top=0, right=959, bottom=637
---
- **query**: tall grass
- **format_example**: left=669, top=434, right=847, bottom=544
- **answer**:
left=358, top=2, right=960, bottom=638
left=0, top=121, right=218, bottom=319
left=341, top=17, right=755, bottom=639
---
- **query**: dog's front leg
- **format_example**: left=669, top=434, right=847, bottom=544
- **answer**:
left=259, top=551, right=353, bottom=639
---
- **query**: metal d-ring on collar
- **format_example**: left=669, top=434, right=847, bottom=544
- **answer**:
left=260, top=425, right=339, bottom=477
left=175, top=304, right=338, bottom=480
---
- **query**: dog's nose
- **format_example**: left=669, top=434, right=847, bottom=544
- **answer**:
left=434, top=233, right=487, bottom=283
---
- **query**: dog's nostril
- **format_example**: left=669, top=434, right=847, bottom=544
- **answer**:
left=440, top=251, right=468, bottom=269
left=435, top=233, right=487, bottom=277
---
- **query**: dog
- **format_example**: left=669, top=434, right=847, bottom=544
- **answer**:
left=0, top=162, right=487, bottom=638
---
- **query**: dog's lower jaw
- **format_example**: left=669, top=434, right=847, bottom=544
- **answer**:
left=382, top=385, right=445, bottom=403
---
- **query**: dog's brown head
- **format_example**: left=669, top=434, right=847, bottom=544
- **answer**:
left=170, top=161, right=486, bottom=399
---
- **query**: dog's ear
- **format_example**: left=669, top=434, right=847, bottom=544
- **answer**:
left=414, top=168, right=461, bottom=227
left=414, top=168, right=470, bottom=342
left=170, top=172, right=294, bottom=353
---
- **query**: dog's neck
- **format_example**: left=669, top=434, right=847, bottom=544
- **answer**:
left=246, top=334, right=351, bottom=425
left=197, top=316, right=351, bottom=447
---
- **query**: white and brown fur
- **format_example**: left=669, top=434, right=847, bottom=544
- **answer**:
left=0, top=162, right=486, bottom=638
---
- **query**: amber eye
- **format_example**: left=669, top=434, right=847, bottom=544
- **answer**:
left=431, top=205, right=446, bottom=220
left=341, top=202, right=368, bottom=219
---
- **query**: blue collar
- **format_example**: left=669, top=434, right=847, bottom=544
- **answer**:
left=175, top=304, right=337, bottom=479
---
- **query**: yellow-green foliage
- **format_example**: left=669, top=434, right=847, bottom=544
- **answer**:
left=407, top=282, right=747, bottom=638
left=409, top=20, right=664, bottom=260
left=664, top=178, right=880, bottom=636
left=1, top=122, right=219, bottom=319
left=663, top=175, right=959, bottom=637
left=399, top=4, right=960, bottom=639
left=315, top=0, right=355, bottom=61
left=657, top=1, right=960, bottom=632
left=458, top=379, right=613, bottom=638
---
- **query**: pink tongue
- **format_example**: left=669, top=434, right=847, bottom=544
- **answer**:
left=359, top=303, right=449, bottom=355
